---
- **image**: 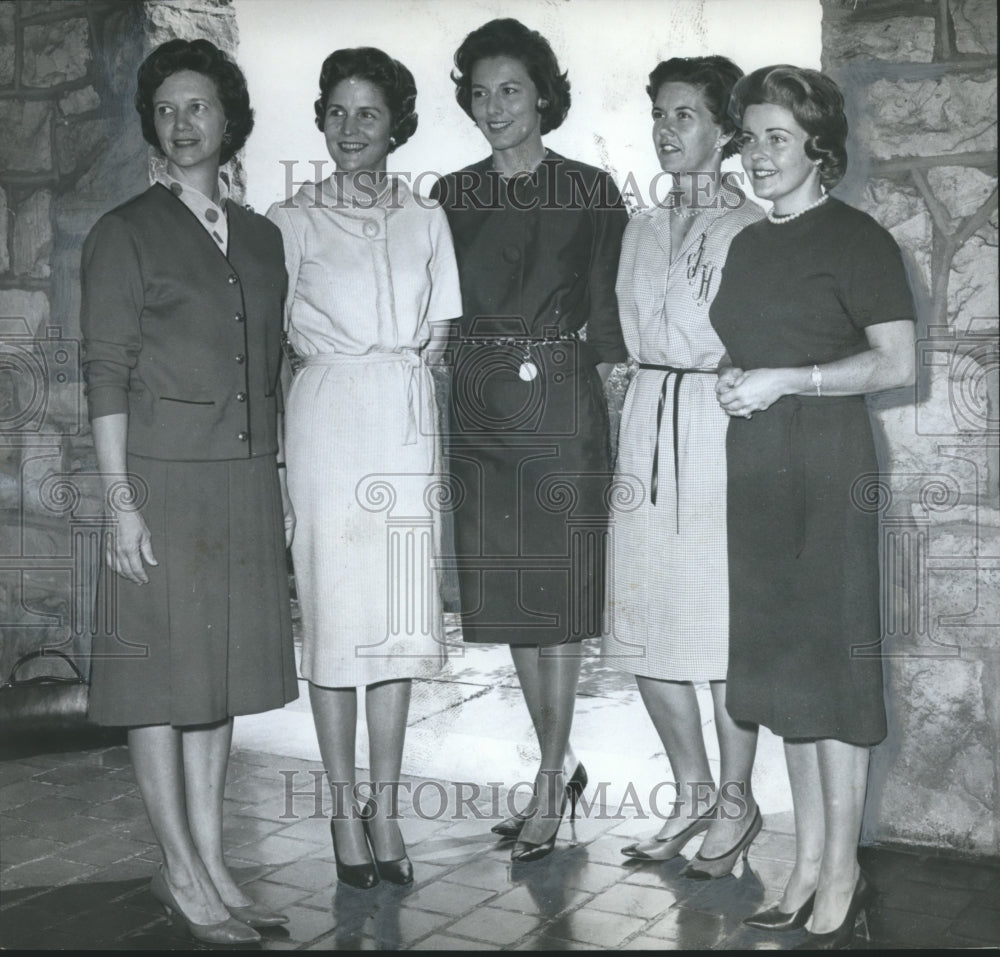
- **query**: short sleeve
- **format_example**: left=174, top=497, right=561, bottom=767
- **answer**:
left=79, top=214, right=144, bottom=419
left=584, top=172, right=628, bottom=363
left=426, top=204, right=462, bottom=324
left=841, top=220, right=915, bottom=330
left=429, top=175, right=445, bottom=206
left=265, top=201, right=302, bottom=333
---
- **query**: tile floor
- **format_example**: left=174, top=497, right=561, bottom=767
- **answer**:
left=2, top=731, right=998, bottom=951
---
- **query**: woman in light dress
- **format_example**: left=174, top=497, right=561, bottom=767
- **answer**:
left=603, top=56, right=763, bottom=878
left=267, top=47, right=460, bottom=889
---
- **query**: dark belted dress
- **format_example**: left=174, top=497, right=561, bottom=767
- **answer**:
left=432, top=153, right=627, bottom=645
left=710, top=198, right=914, bottom=746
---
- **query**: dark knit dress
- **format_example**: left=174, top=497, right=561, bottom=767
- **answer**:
left=432, top=153, right=627, bottom=645
left=709, top=198, right=914, bottom=745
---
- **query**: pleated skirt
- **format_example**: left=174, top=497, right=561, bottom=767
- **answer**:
left=88, top=454, right=299, bottom=727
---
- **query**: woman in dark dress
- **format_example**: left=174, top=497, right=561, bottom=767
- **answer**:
left=710, top=66, right=915, bottom=948
left=81, top=39, right=297, bottom=943
left=432, top=18, right=627, bottom=862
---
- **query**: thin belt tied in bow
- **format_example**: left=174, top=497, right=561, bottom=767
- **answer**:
left=638, top=363, right=717, bottom=531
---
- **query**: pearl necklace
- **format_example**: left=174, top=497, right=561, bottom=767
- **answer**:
left=767, top=192, right=828, bottom=224
left=669, top=205, right=702, bottom=218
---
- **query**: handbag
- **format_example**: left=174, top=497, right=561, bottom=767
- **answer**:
left=0, top=649, right=96, bottom=741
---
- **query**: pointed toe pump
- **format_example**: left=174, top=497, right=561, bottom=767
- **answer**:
left=494, top=762, right=587, bottom=839
left=621, top=802, right=717, bottom=862
left=330, top=818, right=379, bottom=890
left=744, top=892, right=815, bottom=931
left=681, top=806, right=762, bottom=880
left=150, top=869, right=262, bottom=945
left=227, top=899, right=290, bottom=928
left=510, top=788, right=570, bottom=864
left=362, top=801, right=413, bottom=886
left=795, top=872, right=875, bottom=950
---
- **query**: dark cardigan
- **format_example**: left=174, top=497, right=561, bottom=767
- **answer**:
left=80, top=184, right=287, bottom=461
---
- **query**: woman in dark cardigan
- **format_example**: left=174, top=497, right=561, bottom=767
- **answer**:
left=80, top=39, right=297, bottom=945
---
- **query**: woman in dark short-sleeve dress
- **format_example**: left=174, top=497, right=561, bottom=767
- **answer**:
left=710, top=65, right=915, bottom=947
left=81, top=39, right=296, bottom=944
left=432, top=18, right=627, bottom=862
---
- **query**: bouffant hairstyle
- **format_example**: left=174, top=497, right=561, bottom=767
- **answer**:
left=646, top=56, right=745, bottom=160
left=313, top=47, right=418, bottom=152
left=135, top=38, right=253, bottom=165
left=729, top=65, right=848, bottom=189
left=450, top=18, right=571, bottom=136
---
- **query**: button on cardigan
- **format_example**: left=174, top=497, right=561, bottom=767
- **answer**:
left=80, top=184, right=287, bottom=461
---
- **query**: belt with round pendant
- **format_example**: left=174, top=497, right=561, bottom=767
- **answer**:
left=458, top=330, right=580, bottom=382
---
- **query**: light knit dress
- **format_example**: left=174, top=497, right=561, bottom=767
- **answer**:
left=602, top=199, right=763, bottom=681
left=267, top=178, right=461, bottom=687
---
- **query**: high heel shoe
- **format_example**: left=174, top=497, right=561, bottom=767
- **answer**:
left=227, top=900, right=290, bottom=928
left=510, top=786, right=568, bottom=864
left=621, top=801, right=717, bottom=861
left=744, top=891, right=815, bottom=931
left=492, top=762, right=588, bottom=838
left=362, top=799, right=413, bottom=885
left=149, top=868, right=261, bottom=945
left=680, top=805, right=762, bottom=879
left=566, top=761, right=587, bottom=821
left=330, top=818, right=379, bottom=890
left=795, top=872, right=874, bottom=950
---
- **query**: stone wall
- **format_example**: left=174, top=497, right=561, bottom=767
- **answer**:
left=820, top=0, right=998, bottom=856
left=0, top=0, right=237, bottom=681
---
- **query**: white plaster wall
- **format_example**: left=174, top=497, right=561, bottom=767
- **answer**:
left=234, top=0, right=822, bottom=211
left=230, top=0, right=822, bottom=823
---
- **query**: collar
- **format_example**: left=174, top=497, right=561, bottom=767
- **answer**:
left=155, top=172, right=230, bottom=252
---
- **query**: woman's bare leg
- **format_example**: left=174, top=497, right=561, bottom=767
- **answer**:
left=780, top=740, right=825, bottom=912
left=182, top=718, right=254, bottom=907
left=809, top=739, right=869, bottom=933
left=517, top=642, right=582, bottom=846
left=309, top=683, right=368, bottom=865
left=634, top=677, right=714, bottom=847
left=510, top=644, right=580, bottom=776
left=364, top=678, right=411, bottom=859
left=699, top=680, right=759, bottom=856
left=129, top=724, right=230, bottom=924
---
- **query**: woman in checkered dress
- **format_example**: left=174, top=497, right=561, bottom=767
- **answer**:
left=602, top=56, right=764, bottom=876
